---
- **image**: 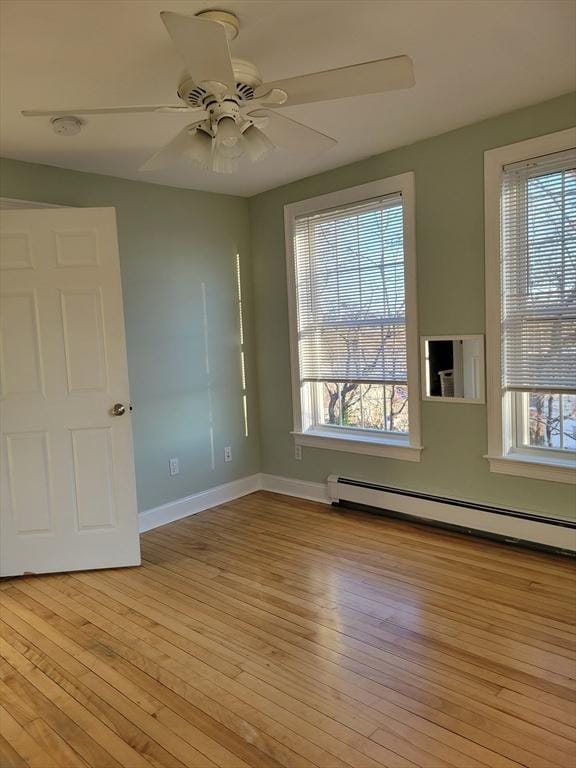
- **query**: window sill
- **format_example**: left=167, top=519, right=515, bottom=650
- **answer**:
left=486, top=453, right=576, bottom=485
left=293, top=430, right=423, bottom=461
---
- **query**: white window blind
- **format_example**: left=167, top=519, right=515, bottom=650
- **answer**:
left=501, top=148, right=576, bottom=392
left=293, top=193, right=406, bottom=384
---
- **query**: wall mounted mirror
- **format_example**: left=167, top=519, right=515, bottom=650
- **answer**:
left=421, top=335, right=485, bottom=403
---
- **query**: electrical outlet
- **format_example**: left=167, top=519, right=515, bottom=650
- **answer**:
left=294, top=444, right=302, bottom=461
left=224, top=446, right=232, bottom=463
left=169, top=457, right=179, bottom=476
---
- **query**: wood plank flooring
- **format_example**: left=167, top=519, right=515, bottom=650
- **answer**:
left=1, top=490, right=575, bottom=768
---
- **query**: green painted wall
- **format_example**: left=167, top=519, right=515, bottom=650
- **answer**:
left=0, top=158, right=260, bottom=512
left=249, top=92, right=576, bottom=518
left=2, top=93, right=575, bottom=519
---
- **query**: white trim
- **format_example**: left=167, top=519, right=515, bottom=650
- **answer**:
left=139, top=472, right=575, bottom=551
left=293, top=429, right=422, bottom=461
left=283, top=173, right=421, bottom=459
left=138, top=473, right=330, bottom=533
left=420, top=334, right=485, bottom=404
left=0, top=197, right=64, bottom=209
left=138, top=474, right=261, bottom=532
left=486, top=455, right=576, bottom=485
left=328, top=476, right=576, bottom=552
left=484, top=128, right=576, bottom=484
left=260, top=473, right=331, bottom=503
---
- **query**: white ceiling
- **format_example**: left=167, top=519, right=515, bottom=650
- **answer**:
left=1, top=0, right=574, bottom=197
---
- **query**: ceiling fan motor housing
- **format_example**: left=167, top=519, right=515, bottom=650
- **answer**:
left=208, top=99, right=240, bottom=128
left=178, top=58, right=263, bottom=107
left=195, top=9, right=239, bottom=41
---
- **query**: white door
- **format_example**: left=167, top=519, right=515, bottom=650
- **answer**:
left=0, top=207, right=140, bottom=577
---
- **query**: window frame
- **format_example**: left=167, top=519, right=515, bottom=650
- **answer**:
left=284, top=173, right=422, bottom=461
left=484, top=128, right=576, bottom=484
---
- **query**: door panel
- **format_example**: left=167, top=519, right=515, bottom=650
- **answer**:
left=0, top=232, right=33, bottom=270
left=5, top=431, right=53, bottom=534
left=61, top=288, right=108, bottom=392
left=0, top=291, right=44, bottom=397
left=71, top=427, right=116, bottom=530
left=0, top=207, right=140, bottom=576
left=54, top=228, right=100, bottom=267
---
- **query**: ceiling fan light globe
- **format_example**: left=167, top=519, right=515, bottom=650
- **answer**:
left=216, top=116, right=241, bottom=148
left=242, top=125, right=275, bottom=162
left=182, top=128, right=213, bottom=168
left=211, top=147, right=241, bottom=174
left=217, top=140, right=244, bottom=160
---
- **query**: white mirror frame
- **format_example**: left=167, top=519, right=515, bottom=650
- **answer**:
left=421, top=335, right=485, bottom=404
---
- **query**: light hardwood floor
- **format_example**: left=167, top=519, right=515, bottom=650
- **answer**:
left=1, top=490, right=575, bottom=768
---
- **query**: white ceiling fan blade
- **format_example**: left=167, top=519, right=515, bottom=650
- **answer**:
left=22, top=105, right=199, bottom=117
left=254, top=55, right=414, bottom=107
left=160, top=12, right=236, bottom=93
left=248, top=110, right=336, bottom=154
left=139, top=122, right=206, bottom=172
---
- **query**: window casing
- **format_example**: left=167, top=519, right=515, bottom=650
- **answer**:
left=485, top=129, right=576, bottom=483
left=284, top=174, right=421, bottom=460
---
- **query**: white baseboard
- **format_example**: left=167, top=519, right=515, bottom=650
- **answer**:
left=260, top=473, right=330, bottom=503
left=138, top=474, right=261, bottom=533
left=139, top=472, right=329, bottom=533
left=139, top=472, right=574, bottom=553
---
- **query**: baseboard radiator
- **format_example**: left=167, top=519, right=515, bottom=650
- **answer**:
left=327, top=475, right=576, bottom=555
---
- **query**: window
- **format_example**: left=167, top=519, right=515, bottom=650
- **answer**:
left=485, top=129, right=576, bottom=483
left=284, top=174, right=421, bottom=460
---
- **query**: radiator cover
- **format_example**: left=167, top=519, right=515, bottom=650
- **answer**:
left=328, top=475, right=576, bottom=554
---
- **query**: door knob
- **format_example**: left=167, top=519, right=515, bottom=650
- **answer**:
left=111, top=403, right=126, bottom=417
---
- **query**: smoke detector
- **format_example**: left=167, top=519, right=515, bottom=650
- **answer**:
left=51, top=116, right=83, bottom=136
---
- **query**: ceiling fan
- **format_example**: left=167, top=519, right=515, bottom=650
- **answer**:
left=22, top=10, right=415, bottom=174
